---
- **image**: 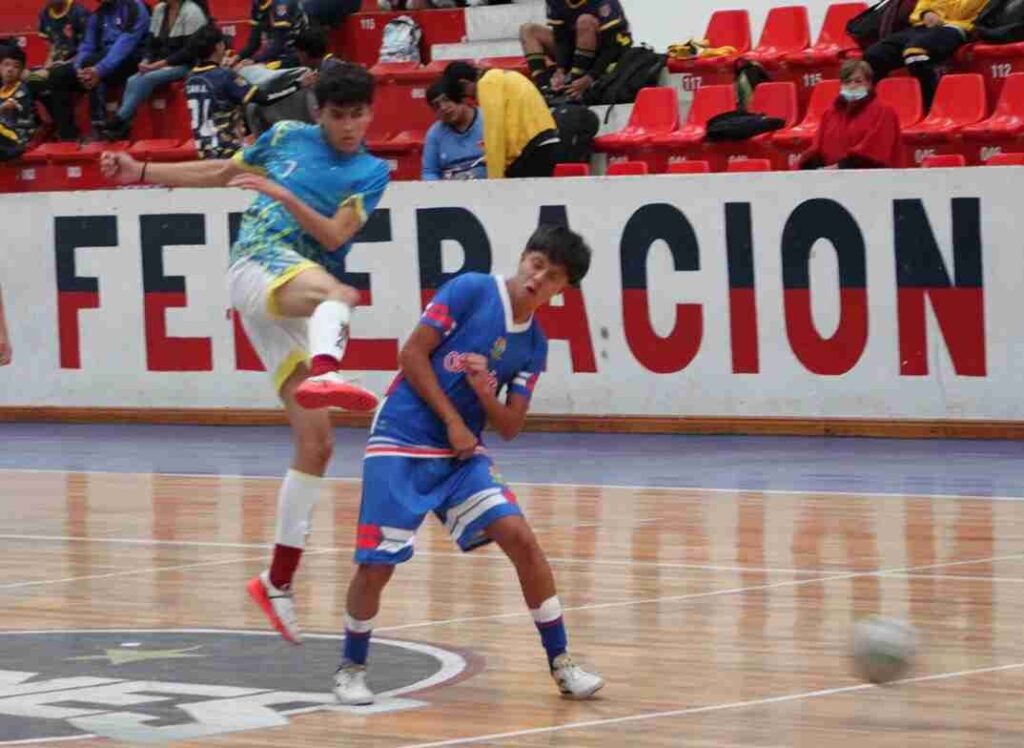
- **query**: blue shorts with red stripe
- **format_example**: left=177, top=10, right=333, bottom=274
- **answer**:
left=355, top=450, right=523, bottom=565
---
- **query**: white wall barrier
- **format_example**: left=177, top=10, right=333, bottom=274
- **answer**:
left=0, top=169, right=1018, bottom=420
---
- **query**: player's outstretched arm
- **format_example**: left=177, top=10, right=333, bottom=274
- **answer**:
left=100, top=151, right=245, bottom=189
left=228, top=174, right=363, bottom=252
left=399, top=325, right=479, bottom=459
left=463, top=354, right=528, bottom=440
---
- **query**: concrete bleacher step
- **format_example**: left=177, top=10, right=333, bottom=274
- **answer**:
left=465, top=2, right=544, bottom=42
left=432, top=39, right=525, bottom=61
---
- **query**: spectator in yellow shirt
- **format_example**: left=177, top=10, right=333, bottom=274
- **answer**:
left=865, top=0, right=988, bottom=109
left=443, top=61, right=562, bottom=179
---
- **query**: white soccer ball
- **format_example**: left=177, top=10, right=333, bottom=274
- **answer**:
left=851, top=616, right=917, bottom=684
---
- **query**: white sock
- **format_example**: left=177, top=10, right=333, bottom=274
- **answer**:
left=530, top=596, right=563, bottom=625
left=274, top=469, right=324, bottom=548
left=345, top=614, right=375, bottom=633
left=308, top=300, right=351, bottom=364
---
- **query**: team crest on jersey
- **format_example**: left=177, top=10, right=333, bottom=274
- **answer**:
left=490, top=337, right=507, bottom=361
left=0, top=629, right=475, bottom=744
left=600, top=2, right=612, bottom=17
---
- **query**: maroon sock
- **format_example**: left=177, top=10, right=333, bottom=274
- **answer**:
left=308, top=354, right=339, bottom=377
left=268, top=544, right=303, bottom=590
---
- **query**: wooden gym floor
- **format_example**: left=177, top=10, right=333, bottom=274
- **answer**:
left=2, top=424, right=1024, bottom=746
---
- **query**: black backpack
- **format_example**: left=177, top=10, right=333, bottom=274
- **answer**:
left=549, top=100, right=600, bottom=163
left=704, top=111, right=786, bottom=141
left=846, top=0, right=915, bottom=47
left=583, top=45, right=667, bottom=105
left=975, top=0, right=1024, bottom=42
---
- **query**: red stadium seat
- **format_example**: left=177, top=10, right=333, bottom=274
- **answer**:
left=875, top=77, right=923, bottom=129
left=553, top=162, right=591, bottom=177
left=772, top=79, right=842, bottom=168
left=148, top=82, right=193, bottom=141
left=666, top=160, right=710, bottom=174
left=961, top=73, right=1024, bottom=163
left=367, top=130, right=425, bottom=181
left=667, top=10, right=752, bottom=87
left=477, top=56, right=530, bottom=76
left=368, top=60, right=446, bottom=141
left=744, top=6, right=811, bottom=67
left=128, top=139, right=185, bottom=161
left=921, top=153, right=966, bottom=167
left=985, top=152, right=1024, bottom=165
left=782, top=3, right=866, bottom=67
left=726, top=158, right=772, bottom=172
left=606, top=161, right=649, bottom=176
left=902, top=73, right=986, bottom=164
left=649, top=84, right=735, bottom=152
left=956, top=40, right=1024, bottom=102
left=593, top=87, right=679, bottom=152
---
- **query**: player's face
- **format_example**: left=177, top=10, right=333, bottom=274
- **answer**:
left=0, top=60, right=21, bottom=86
left=515, top=250, right=569, bottom=309
left=319, top=102, right=372, bottom=154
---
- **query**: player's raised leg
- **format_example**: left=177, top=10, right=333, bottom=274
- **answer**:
left=247, top=364, right=336, bottom=644
left=486, top=514, right=605, bottom=699
left=274, top=265, right=379, bottom=412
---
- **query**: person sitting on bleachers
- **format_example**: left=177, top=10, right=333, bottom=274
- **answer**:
left=422, top=78, right=485, bottom=180
left=45, top=0, right=150, bottom=141
left=799, top=60, right=901, bottom=170
left=100, top=0, right=208, bottom=140
left=864, top=0, right=987, bottom=110
left=520, top=0, right=633, bottom=99
left=185, top=24, right=258, bottom=159
left=242, top=26, right=336, bottom=135
left=38, top=0, right=91, bottom=71
left=443, top=60, right=561, bottom=178
left=230, top=0, right=308, bottom=86
left=0, top=48, right=40, bottom=161
left=99, top=0, right=209, bottom=141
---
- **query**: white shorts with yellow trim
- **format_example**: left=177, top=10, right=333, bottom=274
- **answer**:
left=227, top=250, right=319, bottom=393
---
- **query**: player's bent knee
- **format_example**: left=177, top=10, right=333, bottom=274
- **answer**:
left=356, top=563, right=395, bottom=589
left=576, top=14, right=599, bottom=33
left=520, top=22, right=543, bottom=41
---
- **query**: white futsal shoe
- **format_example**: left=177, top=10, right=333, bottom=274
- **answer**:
left=246, top=570, right=302, bottom=644
left=551, top=653, right=605, bottom=699
left=334, top=663, right=375, bottom=706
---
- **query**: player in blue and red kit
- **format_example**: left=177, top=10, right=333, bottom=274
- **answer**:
left=332, top=225, right=605, bottom=705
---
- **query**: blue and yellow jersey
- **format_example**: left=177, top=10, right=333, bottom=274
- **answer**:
left=230, top=121, right=391, bottom=279
left=0, top=80, right=38, bottom=147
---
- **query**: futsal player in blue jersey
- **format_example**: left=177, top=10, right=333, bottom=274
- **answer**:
left=101, top=63, right=389, bottom=645
left=333, top=225, right=604, bottom=704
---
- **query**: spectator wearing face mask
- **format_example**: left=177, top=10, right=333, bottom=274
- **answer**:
left=799, top=60, right=902, bottom=170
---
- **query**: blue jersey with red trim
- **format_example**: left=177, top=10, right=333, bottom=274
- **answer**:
left=370, top=273, right=548, bottom=453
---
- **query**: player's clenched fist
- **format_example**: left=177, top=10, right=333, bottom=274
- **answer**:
left=100, top=151, right=143, bottom=184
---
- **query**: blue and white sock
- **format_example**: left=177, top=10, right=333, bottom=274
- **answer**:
left=531, top=596, right=568, bottom=669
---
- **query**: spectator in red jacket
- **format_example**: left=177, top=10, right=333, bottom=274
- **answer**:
left=800, top=60, right=902, bottom=170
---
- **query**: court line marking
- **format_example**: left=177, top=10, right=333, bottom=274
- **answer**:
left=395, top=660, right=1024, bottom=748
left=0, top=534, right=830, bottom=575
left=1, top=467, right=1022, bottom=502
left=372, top=551, right=1024, bottom=633
left=0, top=550, right=330, bottom=591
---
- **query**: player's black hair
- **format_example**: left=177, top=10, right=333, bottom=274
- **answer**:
left=189, top=24, right=226, bottom=62
left=442, top=60, right=478, bottom=100
left=0, top=45, right=26, bottom=68
left=294, top=26, right=329, bottom=59
left=524, top=225, right=592, bottom=287
left=315, top=61, right=375, bottom=108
